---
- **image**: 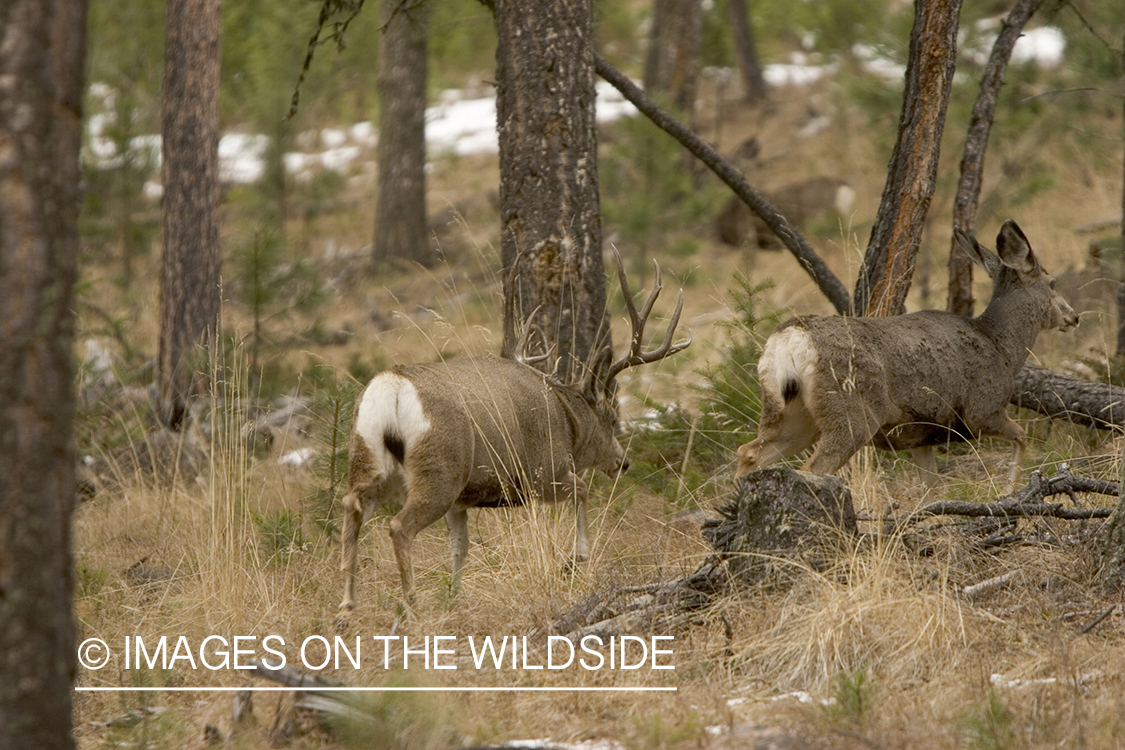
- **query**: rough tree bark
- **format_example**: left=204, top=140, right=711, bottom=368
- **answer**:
left=949, top=0, right=1044, bottom=317
left=1118, top=33, right=1125, bottom=357
left=643, top=0, right=702, bottom=115
left=158, top=0, right=222, bottom=429
left=595, top=56, right=852, bottom=315
left=373, top=0, right=435, bottom=268
left=1011, top=364, right=1125, bottom=429
left=729, top=0, right=768, bottom=103
left=491, top=0, right=611, bottom=382
left=855, top=0, right=962, bottom=317
left=0, top=0, right=86, bottom=746
left=1100, top=33, right=1125, bottom=590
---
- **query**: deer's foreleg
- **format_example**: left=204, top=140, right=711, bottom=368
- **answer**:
left=559, top=471, right=591, bottom=562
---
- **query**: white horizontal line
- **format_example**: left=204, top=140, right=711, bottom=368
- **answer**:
left=75, top=686, right=677, bottom=692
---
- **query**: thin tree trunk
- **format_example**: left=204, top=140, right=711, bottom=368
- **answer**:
left=0, top=0, right=86, bottom=746
left=855, top=0, right=962, bottom=317
left=729, top=0, right=767, bottom=103
left=373, top=0, right=434, bottom=267
left=158, top=0, right=222, bottom=429
left=1118, top=32, right=1125, bottom=357
left=949, top=0, right=1044, bottom=317
left=643, top=0, right=702, bottom=116
left=1101, top=30, right=1125, bottom=591
left=493, top=0, right=610, bottom=383
left=595, top=55, right=852, bottom=315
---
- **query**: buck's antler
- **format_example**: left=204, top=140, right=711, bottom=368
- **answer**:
left=602, top=247, right=692, bottom=386
left=512, top=304, right=553, bottom=370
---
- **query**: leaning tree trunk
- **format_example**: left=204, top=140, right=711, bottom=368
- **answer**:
left=855, top=0, right=962, bottom=317
left=158, top=0, right=222, bottom=430
left=729, top=0, right=767, bottom=103
left=0, top=0, right=86, bottom=746
left=373, top=0, right=435, bottom=268
left=492, top=0, right=610, bottom=383
left=949, top=0, right=1045, bottom=317
left=643, top=0, right=702, bottom=116
left=595, top=57, right=852, bottom=315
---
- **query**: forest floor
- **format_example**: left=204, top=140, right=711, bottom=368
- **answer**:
left=71, top=73, right=1125, bottom=749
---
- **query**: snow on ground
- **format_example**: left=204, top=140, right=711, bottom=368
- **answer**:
left=85, top=26, right=1067, bottom=192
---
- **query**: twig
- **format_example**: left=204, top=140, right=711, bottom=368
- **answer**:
left=961, top=571, right=1019, bottom=600
left=1078, top=605, right=1117, bottom=635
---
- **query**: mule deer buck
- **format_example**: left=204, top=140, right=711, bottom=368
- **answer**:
left=736, top=220, right=1078, bottom=486
left=339, top=255, right=690, bottom=615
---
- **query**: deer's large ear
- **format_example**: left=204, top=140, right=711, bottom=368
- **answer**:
left=995, top=220, right=1038, bottom=275
left=954, top=227, right=1001, bottom=280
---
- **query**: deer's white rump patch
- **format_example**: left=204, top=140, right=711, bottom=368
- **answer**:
left=355, top=373, right=432, bottom=474
left=760, top=326, right=819, bottom=401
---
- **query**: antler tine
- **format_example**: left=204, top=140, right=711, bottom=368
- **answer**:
left=603, top=250, right=691, bottom=386
left=513, top=305, right=551, bottom=367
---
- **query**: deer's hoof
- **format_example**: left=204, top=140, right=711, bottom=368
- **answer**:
left=334, top=603, right=355, bottom=633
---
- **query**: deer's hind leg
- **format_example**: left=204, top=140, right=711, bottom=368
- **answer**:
left=390, top=471, right=463, bottom=609
left=446, top=505, right=470, bottom=595
left=339, top=471, right=405, bottom=617
left=802, top=398, right=883, bottom=476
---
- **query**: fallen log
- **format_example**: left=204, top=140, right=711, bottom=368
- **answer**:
left=1012, top=364, right=1125, bottom=429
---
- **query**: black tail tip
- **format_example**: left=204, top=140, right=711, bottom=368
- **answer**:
left=781, top=377, right=800, bottom=403
left=384, top=434, right=406, bottom=464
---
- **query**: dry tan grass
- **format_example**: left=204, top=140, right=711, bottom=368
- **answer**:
left=72, top=75, right=1125, bottom=749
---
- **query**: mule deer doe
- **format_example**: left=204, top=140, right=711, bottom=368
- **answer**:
left=339, top=254, right=690, bottom=614
left=736, top=220, right=1078, bottom=486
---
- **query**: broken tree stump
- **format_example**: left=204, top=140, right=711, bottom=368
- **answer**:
left=703, top=467, right=857, bottom=586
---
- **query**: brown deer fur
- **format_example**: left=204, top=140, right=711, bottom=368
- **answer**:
left=736, top=220, right=1078, bottom=486
left=340, top=256, right=689, bottom=614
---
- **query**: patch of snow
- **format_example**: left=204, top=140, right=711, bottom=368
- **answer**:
left=426, top=95, right=499, bottom=155
left=965, top=24, right=1065, bottom=69
left=279, top=447, right=317, bottom=468
left=350, top=121, right=377, bottom=146
left=1013, top=26, right=1066, bottom=68
left=219, top=133, right=269, bottom=184
left=321, top=127, right=348, bottom=149
left=771, top=690, right=835, bottom=706
left=319, top=145, right=361, bottom=172
left=763, top=62, right=832, bottom=87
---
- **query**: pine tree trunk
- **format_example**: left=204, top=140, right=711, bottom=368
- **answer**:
left=949, top=0, right=1044, bottom=317
left=1118, top=34, right=1125, bottom=357
left=855, top=0, right=962, bottom=317
left=1101, top=31, right=1125, bottom=591
left=643, top=0, right=702, bottom=115
left=373, top=0, right=434, bottom=268
left=158, top=0, right=222, bottom=429
left=0, top=0, right=86, bottom=746
left=493, top=0, right=610, bottom=383
left=729, top=0, right=767, bottom=103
